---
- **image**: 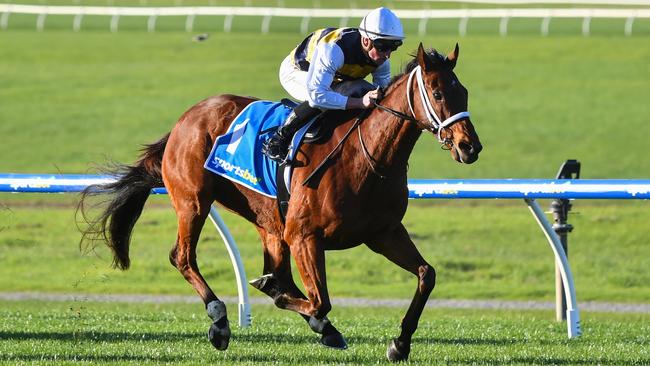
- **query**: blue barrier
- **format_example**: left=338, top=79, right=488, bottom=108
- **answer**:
left=3, top=172, right=650, bottom=338
left=0, top=173, right=167, bottom=194
left=3, top=173, right=650, bottom=199
left=409, top=179, right=650, bottom=199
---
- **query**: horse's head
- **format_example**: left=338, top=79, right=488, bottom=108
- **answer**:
left=406, top=43, right=482, bottom=164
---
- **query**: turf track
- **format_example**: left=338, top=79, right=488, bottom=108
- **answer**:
left=2, top=292, right=650, bottom=313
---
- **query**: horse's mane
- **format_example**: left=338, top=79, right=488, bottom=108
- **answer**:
left=387, top=48, right=446, bottom=88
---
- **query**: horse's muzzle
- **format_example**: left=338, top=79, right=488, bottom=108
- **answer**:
left=453, top=140, right=482, bottom=164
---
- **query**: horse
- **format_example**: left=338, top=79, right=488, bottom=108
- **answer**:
left=78, top=43, right=482, bottom=362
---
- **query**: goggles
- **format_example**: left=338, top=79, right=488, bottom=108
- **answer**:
left=372, top=38, right=403, bottom=52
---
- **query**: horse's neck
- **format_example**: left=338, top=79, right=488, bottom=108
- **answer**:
left=359, top=77, right=422, bottom=177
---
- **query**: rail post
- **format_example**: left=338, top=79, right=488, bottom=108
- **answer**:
left=551, top=159, right=580, bottom=321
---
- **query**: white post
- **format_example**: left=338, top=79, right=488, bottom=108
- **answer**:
left=418, top=17, right=428, bottom=36
left=224, top=14, right=233, bottom=33
left=459, top=17, right=468, bottom=37
left=1, top=11, right=10, bottom=30
left=185, top=13, right=195, bottom=33
left=36, top=12, right=46, bottom=32
left=582, top=17, right=591, bottom=37
left=110, top=14, right=119, bottom=33
left=261, top=15, right=272, bottom=34
left=525, top=198, right=581, bottom=339
left=208, top=205, right=252, bottom=328
left=541, top=16, right=551, bottom=36
left=73, top=13, right=83, bottom=32
left=625, top=16, right=635, bottom=37
left=300, top=16, right=310, bottom=34
left=499, top=16, right=509, bottom=37
left=147, top=14, right=157, bottom=33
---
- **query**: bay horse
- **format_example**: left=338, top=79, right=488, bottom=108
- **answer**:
left=79, top=43, right=481, bottom=362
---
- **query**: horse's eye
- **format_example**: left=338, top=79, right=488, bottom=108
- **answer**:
left=433, top=91, right=443, bottom=101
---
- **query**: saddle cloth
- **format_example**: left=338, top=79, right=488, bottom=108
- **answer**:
left=204, top=100, right=314, bottom=198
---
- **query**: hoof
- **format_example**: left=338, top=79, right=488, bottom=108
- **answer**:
left=320, top=331, right=348, bottom=350
left=386, top=338, right=410, bottom=362
left=249, top=273, right=273, bottom=290
left=208, top=318, right=231, bottom=351
left=249, top=274, right=282, bottom=299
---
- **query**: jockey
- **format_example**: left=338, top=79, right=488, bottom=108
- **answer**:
left=262, top=7, right=405, bottom=164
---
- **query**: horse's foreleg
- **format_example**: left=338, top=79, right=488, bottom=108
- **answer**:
left=366, top=224, right=436, bottom=362
left=252, top=231, right=346, bottom=347
left=271, top=235, right=346, bottom=349
left=169, top=195, right=230, bottom=351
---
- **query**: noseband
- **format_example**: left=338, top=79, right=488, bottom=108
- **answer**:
left=373, top=65, right=470, bottom=150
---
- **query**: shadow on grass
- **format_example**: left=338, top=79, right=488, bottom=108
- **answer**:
left=414, top=335, right=525, bottom=346
left=2, top=330, right=647, bottom=365
left=445, top=356, right=649, bottom=366
left=234, top=332, right=325, bottom=345
left=237, top=331, right=529, bottom=347
left=0, top=354, right=185, bottom=363
left=0, top=330, right=203, bottom=343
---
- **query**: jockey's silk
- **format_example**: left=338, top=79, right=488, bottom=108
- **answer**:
left=291, top=28, right=378, bottom=83
left=204, top=100, right=313, bottom=198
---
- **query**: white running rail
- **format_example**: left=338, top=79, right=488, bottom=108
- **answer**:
left=1, top=4, right=650, bottom=35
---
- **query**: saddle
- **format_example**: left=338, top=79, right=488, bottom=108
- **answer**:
left=203, top=99, right=363, bottom=222
left=275, top=99, right=363, bottom=221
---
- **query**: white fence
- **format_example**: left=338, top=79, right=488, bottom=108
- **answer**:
left=2, top=4, right=650, bottom=35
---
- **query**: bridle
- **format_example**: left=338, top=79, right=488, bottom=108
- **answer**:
left=305, top=62, right=472, bottom=185
left=372, top=65, right=470, bottom=150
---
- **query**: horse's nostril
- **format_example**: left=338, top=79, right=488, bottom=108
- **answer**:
left=458, top=141, right=473, bottom=154
left=474, top=142, right=483, bottom=154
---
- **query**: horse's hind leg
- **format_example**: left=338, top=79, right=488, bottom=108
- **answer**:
left=365, top=223, right=436, bottom=362
left=250, top=229, right=347, bottom=349
left=168, top=187, right=231, bottom=351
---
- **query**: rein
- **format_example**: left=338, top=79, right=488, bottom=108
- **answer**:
left=357, top=123, right=389, bottom=179
left=301, top=109, right=372, bottom=186
left=371, top=100, right=419, bottom=124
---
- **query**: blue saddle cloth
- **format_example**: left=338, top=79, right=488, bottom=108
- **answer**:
left=204, top=100, right=312, bottom=198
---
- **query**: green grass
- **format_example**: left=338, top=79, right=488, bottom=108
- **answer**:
left=0, top=300, right=648, bottom=365
left=1, top=31, right=650, bottom=178
left=1, top=198, right=649, bottom=303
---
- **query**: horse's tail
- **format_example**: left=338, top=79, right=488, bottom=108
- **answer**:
left=77, top=132, right=169, bottom=270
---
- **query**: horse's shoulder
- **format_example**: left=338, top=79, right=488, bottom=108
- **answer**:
left=201, top=94, right=257, bottom=110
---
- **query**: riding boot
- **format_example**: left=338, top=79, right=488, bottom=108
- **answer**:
left=262, top=102, right=319, bottom=163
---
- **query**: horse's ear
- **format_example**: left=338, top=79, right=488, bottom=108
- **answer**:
left=416, top=43, right=431, bottom=71
left=446, top=43, right=459, bottom=70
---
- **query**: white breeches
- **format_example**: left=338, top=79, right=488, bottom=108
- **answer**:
left=279, top=54, right=309, bottom=102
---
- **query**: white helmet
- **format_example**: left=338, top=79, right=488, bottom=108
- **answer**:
left=359, top=7, right=404, bottom=41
